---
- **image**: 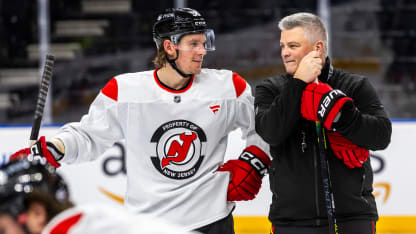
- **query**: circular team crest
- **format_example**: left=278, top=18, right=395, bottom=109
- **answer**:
left=150, top=120, right=206, bottom=179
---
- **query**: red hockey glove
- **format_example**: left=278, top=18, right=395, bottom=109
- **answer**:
left=326, top=131, right=369, bottom=168
left=9, top=136, right=62, bottom=168
left=9, top=148, right=31, bottom=161
left=218, top=146, right=271, bottom=201
left=301, top=83, right=353, bottom=130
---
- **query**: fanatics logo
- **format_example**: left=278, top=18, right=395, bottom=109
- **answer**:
left=209, top=105, right=220, bottom=114
left=150, top=120, right=207, bottom=179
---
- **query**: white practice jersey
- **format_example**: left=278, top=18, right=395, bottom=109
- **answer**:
left=55, top=68, right=269, bottom=230
left=43, top=203, right=198, bottom=234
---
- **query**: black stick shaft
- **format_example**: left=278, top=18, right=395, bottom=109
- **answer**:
left=30, top=54, right=55, bottom=143
left=315, top=122, right=339, bottom=234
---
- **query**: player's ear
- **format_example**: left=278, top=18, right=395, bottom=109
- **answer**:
left=163, top=40, right=176, bottom=56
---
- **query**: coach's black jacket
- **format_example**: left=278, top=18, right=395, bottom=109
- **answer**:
left=254, top=58, right=392, bottom=226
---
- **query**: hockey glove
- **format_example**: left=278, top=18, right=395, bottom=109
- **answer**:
left=9, top=148, right=31, bottom=161
left=326, top=131, right=369, bottom=168
left=9, top=136, right=63, bottom=168
left=301, top=83, right=353, bottom=130
left=217, top=145, right=271, bottom=201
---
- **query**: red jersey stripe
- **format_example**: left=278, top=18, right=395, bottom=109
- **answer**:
left=101, top=78, right=118, bottom=101
left=232, top=72, right=246, bottom=98
left=50, top=213, right=83, bottom=234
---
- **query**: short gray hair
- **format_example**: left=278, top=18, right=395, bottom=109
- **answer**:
left=278, top=12, right=328, bottom=56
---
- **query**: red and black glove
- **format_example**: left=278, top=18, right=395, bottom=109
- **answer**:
left=218, top=145, right=271, bottom=201
left=9, top=136, right=62, bottom=168
left=326, top=131, right=369, bottom=168
left=9, top=148, right=31, bottom=161
left=301, top=83, right=353, bottom=130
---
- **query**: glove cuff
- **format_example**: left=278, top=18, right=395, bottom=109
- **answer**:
left=46, top=142, right=64, bottom=161
left=36, top=136, right=61, bottom=168
left=323, top=96, right=353, bottom=130
left=316, top=87, right=353, bottom=129
left=238, top=145, right=271, bottom=177
left=317, top=89, right=347, bottom=121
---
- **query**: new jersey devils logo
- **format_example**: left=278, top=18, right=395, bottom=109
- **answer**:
left=161, top=132, right=197, bottom=168
left=150, top=120, right=206, bottom=179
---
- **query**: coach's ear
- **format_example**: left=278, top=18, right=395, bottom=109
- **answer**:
left=314, top=40, right=324, bottom=56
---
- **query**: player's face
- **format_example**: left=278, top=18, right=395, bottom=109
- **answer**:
left=280, top=27, right=315, bottom=75
left=175, top=34, right=207, bottom=74
left=25, top=202, right=48, bottom=234
left=0, top=214, right=25, bottom=234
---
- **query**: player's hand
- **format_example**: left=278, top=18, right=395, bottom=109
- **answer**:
left=301, top=82, right=353, bottom=130
left=327, top=131, right=369, bottom=168
left=217, top=146, right=270, bottom=201
left=293, top=51, right=322, bottom=83
left=9, top=136, right=63, bottom=168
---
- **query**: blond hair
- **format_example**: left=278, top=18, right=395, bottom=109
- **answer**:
left=152, top=39, right=169, bottom=68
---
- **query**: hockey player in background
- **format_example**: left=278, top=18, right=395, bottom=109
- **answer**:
left=0, top=158, right=199, bottom=234
left=255, top=12, right=392, bottom=234
left=0, top=158, right=73, bottom=234
left=11, top=7, right=270, bottom=234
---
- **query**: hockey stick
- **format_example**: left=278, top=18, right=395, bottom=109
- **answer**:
left=29, top=54, right=55, bottom=146
left=315, top=121, right=339, bottom=234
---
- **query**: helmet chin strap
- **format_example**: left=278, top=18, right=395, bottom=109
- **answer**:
left=167, top=50, right=192, bottom=78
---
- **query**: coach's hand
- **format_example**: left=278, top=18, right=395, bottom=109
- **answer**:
left=301, top=82, right=353, bottom=130
left=293, top=51, right=322, bottom=83
left=327, top=131, right=369, bottom=168
left=10, top=136, right=64, bottom=168
left=218, top=146, right=270, bottom=201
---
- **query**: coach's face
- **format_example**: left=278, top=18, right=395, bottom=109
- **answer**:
left=280, top=26, right=315, bottom=75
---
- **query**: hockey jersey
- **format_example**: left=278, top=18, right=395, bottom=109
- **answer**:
left=54, top=68, right=269, bottom=230
left=42, top=203, right=198, bottom=234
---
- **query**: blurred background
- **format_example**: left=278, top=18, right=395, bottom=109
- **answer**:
left=0, top=0, right=415, bottom=124
left=1, top=1, right=415, bottom=233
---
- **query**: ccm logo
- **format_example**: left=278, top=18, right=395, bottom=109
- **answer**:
left=240, top=152, right=268, bottom=176
left=318, top=89, right=345, bottom=118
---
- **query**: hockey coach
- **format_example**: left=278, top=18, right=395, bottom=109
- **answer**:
left=255, top=12, right=391, bottom=234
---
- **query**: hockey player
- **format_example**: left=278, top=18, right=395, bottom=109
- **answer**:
left=0, top=158, right=199, bottom=234
left=255, top=12, right=391, bottom=234
left=11, top=8, right=270, bottom=234
left=0, top=158, right=73, bottom=234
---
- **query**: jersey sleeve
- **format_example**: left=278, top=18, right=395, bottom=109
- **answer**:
left=230, top=73, right=270, bottom=158
left=54, top=78, right=124, bottom=164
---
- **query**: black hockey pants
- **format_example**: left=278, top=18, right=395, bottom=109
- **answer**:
left=195, top=212, right=234, bottom=234
left=271, top=219, right=376, bottom=234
